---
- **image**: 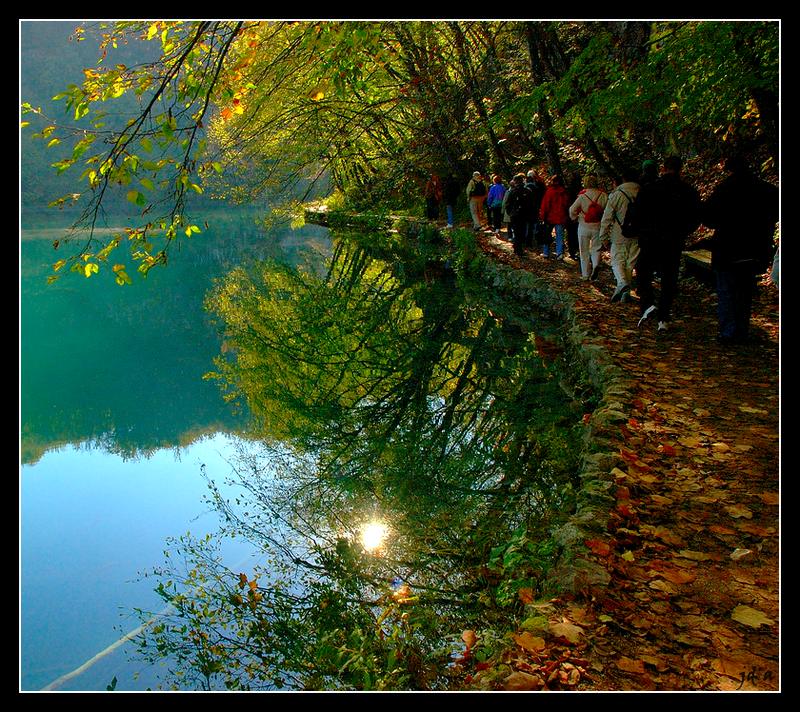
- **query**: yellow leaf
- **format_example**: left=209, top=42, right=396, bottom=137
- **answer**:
left=514, top=631, right=545, bottom=652
left=83, top=263, right=99, bottom=277
left=621, top=550, right=635, bottom=562
left=548, top=621, right=583, bottom=644
left=731, top=605, right=774, bottom=628
left=725, top=504, right=753, bottom=519
left=678, top=436, right=703, bottom=448
left=312, top=91, right=325, bottom=101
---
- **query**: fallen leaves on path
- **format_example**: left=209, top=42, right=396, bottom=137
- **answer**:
left=469, top=231, right=778, bottom=692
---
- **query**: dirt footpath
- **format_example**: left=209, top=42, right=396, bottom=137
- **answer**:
left=477, top=232, right=779, bottom=692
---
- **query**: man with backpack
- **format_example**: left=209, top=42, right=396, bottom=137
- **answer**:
left=630, top=156, right=701, bottom=332
left=599, top=167, right=641, bottom=303
left=504, top=173, right=533, bottom=256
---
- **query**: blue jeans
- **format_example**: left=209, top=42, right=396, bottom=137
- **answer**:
left=542, top=224, right=565, bottom=257
left=446, top=204, right=454, bottom=226
left=716, top=265, right=756, bottom=341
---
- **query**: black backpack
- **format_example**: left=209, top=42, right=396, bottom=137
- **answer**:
left=470, top=180, right=487, bottom=198
left=505, top=186, right=529, bottom=218
left=617, top=189, right=638, bottom=238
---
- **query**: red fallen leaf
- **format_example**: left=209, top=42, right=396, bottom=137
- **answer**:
left=616, top=503, right=636, bottom=519
left=475, top=662, right=491, bottom=672
left=628, top=418, right=641, bottom=429
left=585, top=539, right=612, bottom=557
left=583, top=413, right=592, bottom=424
left=620, top=448, right=639, bottom=463
left=518, top=588, right=535, bottom=604
left=616, top=485, right=631, bottom=502
left=464, top=674, right=473, bottom=684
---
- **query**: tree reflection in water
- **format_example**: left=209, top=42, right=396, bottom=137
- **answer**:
left=137, top=228, right=588, bottom=690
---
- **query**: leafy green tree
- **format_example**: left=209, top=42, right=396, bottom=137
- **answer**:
left=23, top=20, right=777, bottom=281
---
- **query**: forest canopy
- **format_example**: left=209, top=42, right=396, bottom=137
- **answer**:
left=21, top=19, right=778, bottom=280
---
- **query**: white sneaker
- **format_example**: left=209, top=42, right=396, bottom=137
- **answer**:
left=637, top=305, right=656, bottom=327
left=657, top=321, right=668, bottom=332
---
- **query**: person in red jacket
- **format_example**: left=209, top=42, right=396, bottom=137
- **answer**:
left=538, top=175, right=570, bottom=258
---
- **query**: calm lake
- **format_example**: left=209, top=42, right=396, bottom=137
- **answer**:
left=20, top=210, right=331, bottom=691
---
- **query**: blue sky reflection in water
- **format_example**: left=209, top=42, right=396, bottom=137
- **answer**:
left=21, top=435, right=256, bottom=691
left=20, top=217, right=332, bottom=691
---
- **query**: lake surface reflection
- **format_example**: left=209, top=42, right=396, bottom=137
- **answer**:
left=20, top=212, right=331, bottom=690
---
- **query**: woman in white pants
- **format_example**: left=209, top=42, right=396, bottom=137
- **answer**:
left=569, top=175, right=607, bottom=280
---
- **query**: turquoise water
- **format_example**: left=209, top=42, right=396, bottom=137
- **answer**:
left=19, top=212, right=330, bottom=690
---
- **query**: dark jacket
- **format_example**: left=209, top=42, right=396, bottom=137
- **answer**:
left=524, top=178, right=546, bottom=219
left=632, top=173, right=701, bottom=248
left=702, top=171, right=778, bottom=271
left=504, top=184, right=533, bottom=221
left=444, top=176, right=461, bottom=204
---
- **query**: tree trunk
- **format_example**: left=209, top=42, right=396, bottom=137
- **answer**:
left=524, top=22, right=563, bottom=176
left=449, top=21, right=512, bottom=176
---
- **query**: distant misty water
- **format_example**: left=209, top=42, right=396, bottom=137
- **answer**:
left=20, top=211, right=331, bottom=690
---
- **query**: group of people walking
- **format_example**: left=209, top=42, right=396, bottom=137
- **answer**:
left=425, top=156, right=778, bottom=345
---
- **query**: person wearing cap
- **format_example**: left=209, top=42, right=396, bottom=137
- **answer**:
left=466, top=171, right=488, bottom=231
left=639, top=159, right=659, bottom=187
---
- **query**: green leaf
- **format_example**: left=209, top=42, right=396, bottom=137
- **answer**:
left=140, top=177, right=155, bottom=191
left=126, top=190, right=147, bottom=207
